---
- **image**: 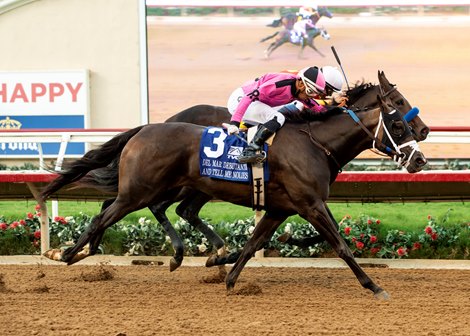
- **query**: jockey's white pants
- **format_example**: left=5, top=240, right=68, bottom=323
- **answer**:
left=227, top=87, right=286, bottom=126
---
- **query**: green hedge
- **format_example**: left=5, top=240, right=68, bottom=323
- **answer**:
left=1, top=209, right=469, bottom=259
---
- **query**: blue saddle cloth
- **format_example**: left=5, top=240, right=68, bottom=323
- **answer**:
left=199, top=127, right=268, bottom=183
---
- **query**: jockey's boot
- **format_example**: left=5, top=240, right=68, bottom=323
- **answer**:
left=238, top=118, right=281, bottom=164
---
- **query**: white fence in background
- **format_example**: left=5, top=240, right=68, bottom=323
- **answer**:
left=146, top=0, right=470, bottom=8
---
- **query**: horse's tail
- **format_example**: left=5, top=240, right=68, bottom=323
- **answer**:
left=75, top=158, right=120, bottom=193
left=260, top=31, right=279, bottom=43
left=40, top=125, right=145, bottom=200
left=266, top=18, right=281, bottom=28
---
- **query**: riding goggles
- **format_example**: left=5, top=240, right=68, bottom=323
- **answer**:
left=302, top=78, right=324, bottom=97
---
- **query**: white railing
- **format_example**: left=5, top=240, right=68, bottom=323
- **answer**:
left=0, top=127, right=469, bottom=168
left=0, top=129, right=126, bottom=170
left=146, top=0, right=470, bottom=8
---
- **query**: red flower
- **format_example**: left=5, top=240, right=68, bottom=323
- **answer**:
left=27, top=212, right=34, bottom=219
left=431, top=233, right=438, bottom=241
left=19, top=220, right=26, bottom=225
left=370, top=247, right=381, bottom=255
left=360, top=233, right=365, bottom=239
left=35, top=204, right=41, bottom=211
left=0, top=223, right=7, bottom=231
left=397, top=247, right=407, bottom=256
left=413, top=242, right=421, bottom=250
left=54, top=216, right=67, bottom=225
left=369, top=235, right=377, bottom=244
left=367, top=219, right=372, bottom=225
left=9, top=222, right=19, bottom=229
left=356, top=241, right=364, bottom=250
left=34, top=230, right=41, bottom=239
left=375, top=219, right=381, bottom=225
left=424, top=226, right=433, bottom=235
left=36, top=212, right=41, bottom=217
left=344, top=227, right=351, bottom=235
left=351, top=237, right=357, bottom=243
left=32, top=240, right=40, bottom=248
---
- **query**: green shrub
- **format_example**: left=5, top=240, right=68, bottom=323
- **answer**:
left=0, top=205, right=469, bottom=259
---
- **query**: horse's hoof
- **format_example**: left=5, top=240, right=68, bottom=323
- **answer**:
left=43, top=249, right=63, bottom=262
left=226, top=284, right=236, bottom=295
left=169, top=257, right=182, bottom=272
left=66, top=252, right=89, bottom=265
left=205, top=255, right=218, bottom=268
left=277, top=232, right=292, bottom=243
left=374, top=289, right=390, bottom=301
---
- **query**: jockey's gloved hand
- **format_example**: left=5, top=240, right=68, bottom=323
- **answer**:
left=332, top=92, right=348, bottom=107
left=222, top=122, right=239, bottom=135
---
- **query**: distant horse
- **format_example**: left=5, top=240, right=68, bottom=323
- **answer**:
left=41, top=92, right=427, bottom=298
left=50, top=72, right=430, bottom=274
left=263, top=26, right=330, bottom=59
left=265, top=7, right=333, bottom=30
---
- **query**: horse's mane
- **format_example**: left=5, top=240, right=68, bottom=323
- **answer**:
left=284, top=106, right=345, bottom=123
left=346, top=81, right=377, bottom=104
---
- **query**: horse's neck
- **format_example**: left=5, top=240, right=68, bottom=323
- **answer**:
left=305, top=109, right=381, bottom=168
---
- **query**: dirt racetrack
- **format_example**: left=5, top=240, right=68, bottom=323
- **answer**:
left=147, top=16, right=470, bottom=158
left=0, top=263, right=469, bottom=335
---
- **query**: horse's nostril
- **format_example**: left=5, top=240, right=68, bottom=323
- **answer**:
left=421, top=127, right=430, bottom=139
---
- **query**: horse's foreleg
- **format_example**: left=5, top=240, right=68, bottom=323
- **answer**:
left=307, top=41, right=325, bottom=57
left=149, top=200, right=184, bottom=272
left=225, top=213, right=287, bottom=292
left=277, top=204, right=338, bottom=248
left=303, top=203, right=389, bottom=300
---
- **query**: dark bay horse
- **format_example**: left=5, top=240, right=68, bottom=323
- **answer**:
left=263, top=26, right=330, bottom=59
left=41, top=94, right=427, bottom=298
left=52, top=71, right=430, bottom=273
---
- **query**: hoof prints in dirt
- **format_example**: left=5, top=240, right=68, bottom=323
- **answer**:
left=230, top=283, right=263, bottom=296
left=76, top=263, right=116, bottom=282
left=0, top=274, right=10, bottom=293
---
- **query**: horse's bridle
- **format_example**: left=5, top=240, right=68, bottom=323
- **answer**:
left=347, top=104, right=420, bottom=169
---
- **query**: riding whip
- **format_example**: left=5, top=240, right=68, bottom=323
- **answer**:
left=331, top=46, right=351, bottom=90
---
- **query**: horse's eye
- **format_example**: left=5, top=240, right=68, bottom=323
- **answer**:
left=395, top=99, right=404, bottom=106
left=391, top=121, right=405, bottom=136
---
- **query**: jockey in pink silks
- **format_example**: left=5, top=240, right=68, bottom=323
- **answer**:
left=223, top=66, right=327, bottom=164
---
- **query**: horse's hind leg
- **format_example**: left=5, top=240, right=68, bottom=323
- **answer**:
left=148, top=199, right=184, bottom=272
left=61, top=199, right=141, bottom=264
left=303, top=203, right=389, bottom=300
left=260, top=32, right=279, bottom=43
left=265, top=41, right=284, bottom=58
left=225, top=212, right=287, bottom=292
left=87, top=197, right=116, bottom=255
left=176, top=191, right=228, bottom=281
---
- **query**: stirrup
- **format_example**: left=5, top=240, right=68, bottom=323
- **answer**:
left=238, top=150, right=266, bottom=164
